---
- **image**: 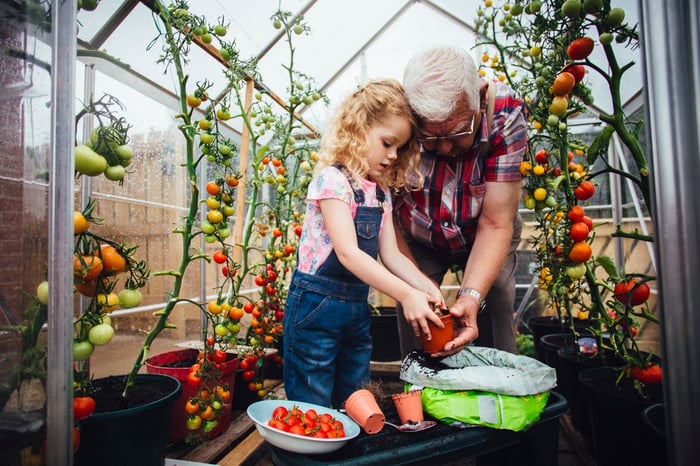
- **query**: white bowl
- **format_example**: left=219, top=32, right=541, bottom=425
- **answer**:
left=247, top=399, right=360, bottom=454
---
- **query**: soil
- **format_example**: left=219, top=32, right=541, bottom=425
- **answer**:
left=89, top=375, right=176, bottom=414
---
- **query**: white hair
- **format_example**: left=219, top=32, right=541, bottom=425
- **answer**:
left=403, top=46, right=480, bottom=122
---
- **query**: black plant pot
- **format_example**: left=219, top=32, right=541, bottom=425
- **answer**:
left=539, top=333, right=576, bottom=374
left=526, top=315, right=593, bottom=363
left=579, top=366, right=666, bottom=466
left=74, top=373, right=182, bottom=466
left=370, top=306, right=401, bottom=362
left=556, top=344, right=622, bottom=435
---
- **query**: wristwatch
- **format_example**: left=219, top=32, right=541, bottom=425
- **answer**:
left=456, top=288, right=486, bottom=313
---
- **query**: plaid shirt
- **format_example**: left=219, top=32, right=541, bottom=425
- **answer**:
left=394, top=80, right=528, bottom=253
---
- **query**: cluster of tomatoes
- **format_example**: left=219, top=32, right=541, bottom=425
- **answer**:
left=74, top=122, right=134, bottom=182
left=267, top=405, right=346, bottom=439
left=200, top=177, right=240, bottom=245
left=185, top=347, right=233, bottom=433
left=71, top=205, right=146, bottom=362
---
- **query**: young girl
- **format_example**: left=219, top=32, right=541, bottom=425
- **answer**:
left=283, top=79, right=446, bottom=408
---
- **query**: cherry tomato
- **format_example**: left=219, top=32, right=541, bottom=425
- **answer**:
left=566, top=64, right=586, bottom=83
left=73, top=396, right=96, bottom=421
left=567, top=37, right=595, bottom=60
left=213, top=349, right=228, bottom=364
left=574, top=180, right=596, bottom=200
left=213, top=250, right=227, bottom=264
left=630, top=363, right=662, bottom=385
left=185, top=398, right=200, bottom=414
left=614, top=278, right=651, bottom=306
left=118, top=288, right=143, bottom=308
left=570, top=222, right=590, bottom=242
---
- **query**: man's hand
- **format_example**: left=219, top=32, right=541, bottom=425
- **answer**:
left=428, top=298, right=479, bottom=357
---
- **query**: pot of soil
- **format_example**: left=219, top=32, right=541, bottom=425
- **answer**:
left=538, top=333, right=576, bottom=381
left=370, top=306, right=401, bottom=361
left=145, top=348, right=239, bottom=443
left=74, top=373, right=182, bottom=466
left=579, top=366, right=665, bottom=466
left=526, top=315, right=593, bottom=363
left=556, top=343, right=622, bottom=435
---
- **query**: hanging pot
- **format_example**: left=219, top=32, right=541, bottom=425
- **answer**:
left=74, top=373, right=182, bottom=466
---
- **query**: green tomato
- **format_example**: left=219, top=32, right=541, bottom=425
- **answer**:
left=566, top=263, right=586, bottom=280
left=104, top=165, right=126, bottom=181
left=561, top=0, right=581, bottom=18
left=115, top=144, right=133, bottom=161
left=606, top=7, right=625, bottom=28
left=200, top=133, right=214, bottom=144
left=73, top=340, right=95, bottom=361
left=599, top=32, right=614, bottom=45
left=201, top=221, right=216, bottom=234
left=118, top=288, right=142, bottom=308
left=75, top=145, right=107, bottom=176
left=88, top=323, right=115, bottom=346
left=36, top=281, right=49, bottom=305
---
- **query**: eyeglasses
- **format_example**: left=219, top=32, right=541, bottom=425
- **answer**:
left=416, top=114, right=476, bottom=146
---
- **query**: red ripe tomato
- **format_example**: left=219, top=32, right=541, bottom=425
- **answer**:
left=294, top=225, right=303, bottom=236
left=534, top=149, right=548, bottom=164
left=581, top=215, right=594, bottom=231
left=566, top=64, right=586, bottom=84
left=574, top=180, right=596, bottom=200
left=213, top=349, right=228, bottom=364
left=567, top=37, right=595, bottom=60
left=73, top=396, right=96, bottom=421
left=570, top=222, right=590, bottom=242
left=242, top=370, right=256, bottom=381
left=614, top=278, right=651, bottom=306
left=243, top=302, right=255, bottom=313
left=254, top=275, right=266, bottom=286
left=630, top=363, right=662, bottom=385
left=272, top=406, right=288, bottom=420
left=212, top=250, right=227, bottom=264
left=288, top=424, right=306, bottom=436
left=568, top=205, right=585, bottom=223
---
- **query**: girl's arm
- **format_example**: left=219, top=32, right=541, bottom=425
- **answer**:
left=320, top=198, right=443, bottom=338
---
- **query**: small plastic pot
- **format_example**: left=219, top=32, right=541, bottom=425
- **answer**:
left=391, top=389, right=424, bottom=425
left=420, top=313, right=454, bottom=353
left=344, top=389, right=385, bottom=434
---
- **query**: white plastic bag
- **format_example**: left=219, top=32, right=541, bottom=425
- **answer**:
left=399, top=346, right=556, bottom=396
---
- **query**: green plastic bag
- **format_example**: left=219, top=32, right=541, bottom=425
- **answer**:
left=421, top=386, right=550, bottom=431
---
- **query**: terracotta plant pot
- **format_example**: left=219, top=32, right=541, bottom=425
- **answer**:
left=391, top=389, right=424, bottom=424
left=344, top=389, right=385, bottom=434
left=420, top=313, right=454, bottom=353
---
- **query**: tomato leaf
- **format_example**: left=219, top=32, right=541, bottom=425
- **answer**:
left=596, top=255, right=620, bottom=280
left=586, top=124, right=615, bottom=166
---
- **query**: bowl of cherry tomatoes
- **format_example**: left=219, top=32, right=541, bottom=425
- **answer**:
left=247, top=399, right=360, bottom=454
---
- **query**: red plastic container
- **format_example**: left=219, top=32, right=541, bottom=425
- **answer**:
left=146, top=348, right=239, bottom=443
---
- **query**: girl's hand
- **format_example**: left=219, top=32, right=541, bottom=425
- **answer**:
left=400, top=288, right=444, bottom=339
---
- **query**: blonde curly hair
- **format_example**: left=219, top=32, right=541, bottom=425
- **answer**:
left=316, top=79, right=421, bottom=191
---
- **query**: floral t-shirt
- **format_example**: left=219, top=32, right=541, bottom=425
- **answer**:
left=296, top=165, right=392, bottom=274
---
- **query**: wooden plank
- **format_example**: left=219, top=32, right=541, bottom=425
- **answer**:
left=217, top=430, right=265, bottom=466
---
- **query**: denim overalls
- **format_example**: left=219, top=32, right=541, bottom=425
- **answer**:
left=283, top=167, right=385, bottom=408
